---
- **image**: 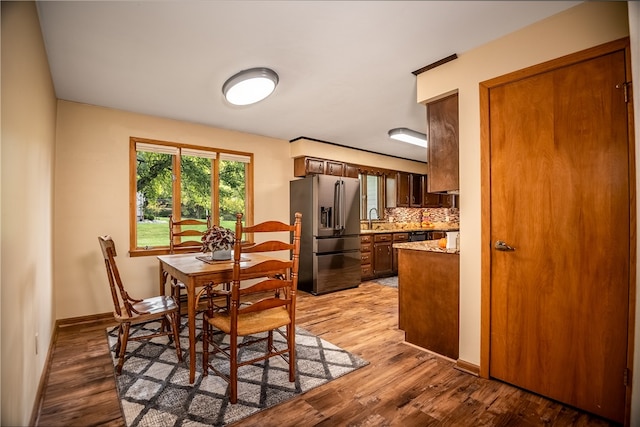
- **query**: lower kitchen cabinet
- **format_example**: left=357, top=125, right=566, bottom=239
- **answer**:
left=392, top=232, right=409, bottom=274
left=398, top=248, right=459, bottom=359
left=373, top=233, right=393, bottom=276
left=360, top=235, right=374, bottom=280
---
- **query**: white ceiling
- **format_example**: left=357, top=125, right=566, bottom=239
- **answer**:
left=36, top=1, right=581, bottom=162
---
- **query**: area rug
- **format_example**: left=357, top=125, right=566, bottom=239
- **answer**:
left=373, top=276, right=398, bottom=288
left=106, top=317, right=368, bottom=426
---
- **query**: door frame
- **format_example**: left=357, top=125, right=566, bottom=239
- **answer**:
left=479, top=37, right=636, bottom=423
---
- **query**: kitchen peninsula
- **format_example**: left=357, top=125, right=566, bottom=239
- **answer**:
left=394, top=240, right=460, bottom=359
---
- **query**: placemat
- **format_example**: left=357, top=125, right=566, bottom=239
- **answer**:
left=196, top=255, right=249, bottom=264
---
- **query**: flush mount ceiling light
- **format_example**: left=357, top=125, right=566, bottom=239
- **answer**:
left=222, top=67, right=279, bottom=106
left=388, top=128, right=427, bottom=148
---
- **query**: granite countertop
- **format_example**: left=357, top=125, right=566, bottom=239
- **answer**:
left=392, top=240, right=460, bottom=254
left=360, top=222, right=460, bottom=234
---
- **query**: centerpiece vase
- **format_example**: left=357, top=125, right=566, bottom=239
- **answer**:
left=210, top=247, right=232, bottom=260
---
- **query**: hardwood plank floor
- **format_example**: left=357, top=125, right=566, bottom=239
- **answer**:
left=35, top=282, right=619, bottom=426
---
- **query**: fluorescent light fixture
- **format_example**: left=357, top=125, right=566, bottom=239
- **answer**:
left=388, top=128, right=427, bottom=147
left=222, top=67, right=279, bottom=106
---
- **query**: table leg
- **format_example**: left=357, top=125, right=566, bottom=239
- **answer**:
left=159, top=260, right=166, bottom=296
left=187, top=278, right=196, bottom=383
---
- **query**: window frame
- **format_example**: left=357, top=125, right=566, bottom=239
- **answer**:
left=129, top=136, right=254, bottom=257
left=359, top=172, right=385, bottom=220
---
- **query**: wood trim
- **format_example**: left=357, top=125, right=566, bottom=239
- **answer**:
left=455, top=359, right=480, bottom=376
left=29, top=321, right=60, bottom=426
left=412, top=54, right=458, bottom=76
left=56, top=312, right=114, bottom=327
left=482, top=37, right=630, bottom=89
left=623, top=41, right=637, bottom=427
left=479, top=82, right=491, bottom=379
left=479, top=37, right=635, bottom=425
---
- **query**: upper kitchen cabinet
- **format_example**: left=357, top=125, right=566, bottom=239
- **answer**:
left=293, top=156, right=358, bottom=178
left=427, top=93, right=459, bottom=193
left=396, top=172, right=422, bottom=207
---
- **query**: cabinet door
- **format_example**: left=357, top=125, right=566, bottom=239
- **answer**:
left=344, top=164, right=359, bottom=178
left=410, top=174, right=423, bottom=207
left=325, top=161, right=344, bottom=176
left=306, top=158, right=325, bottom=175
left=423, top=175, right=441, bottom=207
left=427, top=94, right=459, bottom=192
left=396, top=172, right=410, bottom=207
left=373, top=242, right=393, bottom=276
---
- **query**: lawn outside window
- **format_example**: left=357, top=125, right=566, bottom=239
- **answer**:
left=129, top=136, right=253, bottom=256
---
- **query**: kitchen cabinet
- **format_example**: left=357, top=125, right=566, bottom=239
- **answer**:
left=422, top=176, right=441, bottom=207
left=392, top=232, right=409, bottom=274
left=427, top=93, right=459, bottom=193
left=325, top=161, right=344, bottom=176
left=396, top=172, right=422, bottom=207
left=360, top=235, right=374, bottom=280
left=344, top=163, right=359, bottom=178
left=373, top=233, right=393, bottom=276
left=398, top=247, right=459, bottom=359
left=293, top=156, right=359, bottom=178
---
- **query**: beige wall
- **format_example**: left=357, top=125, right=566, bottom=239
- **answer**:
left=54, top=101, right=294, bottom=319
left=1, top=2, right=58, bottom=425
left=416, top=1, right=630, bottom=368
left=290, top=138, right=428, bottom=174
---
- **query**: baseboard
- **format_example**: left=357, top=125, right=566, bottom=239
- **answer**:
left=29, top=320, right=60, bottom=426
left=455, top=359, right=480, bottom=376
left=56, top=312, right=113, bottom=327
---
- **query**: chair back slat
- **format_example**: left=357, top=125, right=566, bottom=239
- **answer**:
left=241, top=240, right=294, bottom=253
left=169, top=215, right=211, bottom=254
left=238, top=297, right=289, bottom=314
left=239, top=277, right=292, bottom=295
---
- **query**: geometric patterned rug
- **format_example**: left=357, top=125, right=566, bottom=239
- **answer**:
left=106, top=316, right=368, bottom=426
left=373, top=276, right=398, bottom=288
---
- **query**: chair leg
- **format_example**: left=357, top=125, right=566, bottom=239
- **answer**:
left=229, top=333, right=238, bottom=404
left=202, top=313, right=209, bottom=377
left=114, top=324, right=123, bottom=356
left=288, top=324, right=295, bottom=382
left=171, top=312, right=183, bottom=362
left=117, top=323, right=131, bottom=375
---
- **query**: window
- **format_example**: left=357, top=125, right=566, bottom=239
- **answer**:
left=130, top=137, right=253, bottom=255
left=359, top=173, right=385, bottom=220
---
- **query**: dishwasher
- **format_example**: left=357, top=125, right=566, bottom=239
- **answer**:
left=408, top=231, right=432, bottom=241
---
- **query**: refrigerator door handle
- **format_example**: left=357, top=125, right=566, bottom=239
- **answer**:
left=339, top=180, right=346, bottom=231
left=333, top=179, right=345, bottom=231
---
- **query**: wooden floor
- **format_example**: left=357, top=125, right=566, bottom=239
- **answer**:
left=35, top=282, right=619, bottom=426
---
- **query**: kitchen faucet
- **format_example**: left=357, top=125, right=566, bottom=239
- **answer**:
left=368, top=207, right=378, bottom=229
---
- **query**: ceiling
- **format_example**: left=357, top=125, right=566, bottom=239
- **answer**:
left=36, top=1, right=581, bottom=162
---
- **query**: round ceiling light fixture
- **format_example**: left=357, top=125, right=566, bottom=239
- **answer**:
left=222, top=67, right=279, bottom=106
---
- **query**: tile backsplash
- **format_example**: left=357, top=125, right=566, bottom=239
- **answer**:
left=385, top=207, right=459, bottom=224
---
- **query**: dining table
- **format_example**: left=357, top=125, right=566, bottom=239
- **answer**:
left=158, top=251, right=284, bottom=384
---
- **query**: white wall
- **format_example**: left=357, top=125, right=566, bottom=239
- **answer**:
left=1, top=2, right=58, bottom=425
left=54, top=101, right=294, bottom=319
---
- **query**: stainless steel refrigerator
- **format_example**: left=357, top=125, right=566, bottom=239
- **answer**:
left=290, top=175, right=361, bottom=295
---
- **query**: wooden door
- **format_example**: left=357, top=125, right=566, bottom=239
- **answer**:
left=487, top=45, right=631, bottom=423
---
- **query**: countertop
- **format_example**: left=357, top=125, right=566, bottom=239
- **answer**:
left=360, top=222, right=459, bottom=234
left=392, top=240, right=460, bottom=254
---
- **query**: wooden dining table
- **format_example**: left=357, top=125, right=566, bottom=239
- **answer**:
left=158, top=252, right=284, bottom=383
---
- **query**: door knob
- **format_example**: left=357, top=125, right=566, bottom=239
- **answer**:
left=495, top=240, right=516, bottom=252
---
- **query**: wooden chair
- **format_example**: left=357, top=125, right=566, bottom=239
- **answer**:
left=169, top=215, right=211, bottom=253
left=199, top=212, right=302, bottom=404
left=168, top=215, right=211, bottom=314
left=98, top=235, right=183, bottom=374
